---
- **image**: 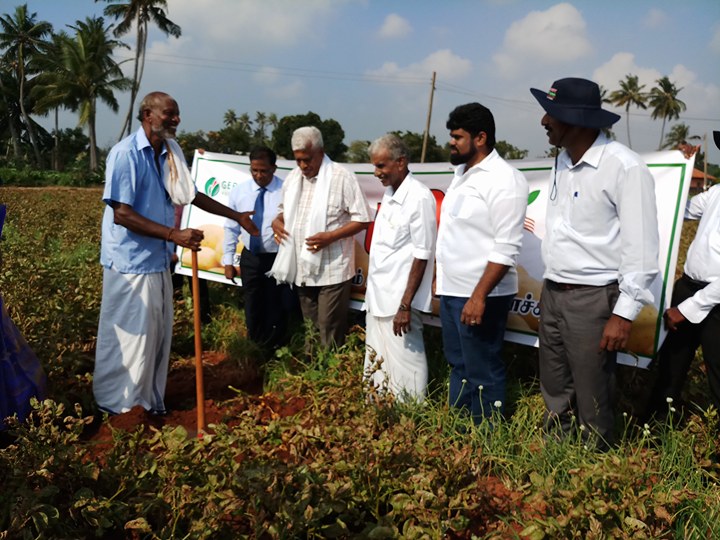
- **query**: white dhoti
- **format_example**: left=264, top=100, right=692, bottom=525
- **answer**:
left=93, top=267, right=173, bottom=414
left=364, top=309, right=428, bottom=402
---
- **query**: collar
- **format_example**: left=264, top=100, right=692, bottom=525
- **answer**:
left=134, top=127, right=168, bottom=157
left=455, top=148, right=500, bottom=178
left=559, top=132, right=608, bottom=170
left=254, top=176, right=282, bottom=193
left=387, top=172, right=412, bottom=204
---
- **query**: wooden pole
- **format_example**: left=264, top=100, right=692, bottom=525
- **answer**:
left=420, top=71, right=437, bottom=164
left=191, top=250, right=206, bottom=435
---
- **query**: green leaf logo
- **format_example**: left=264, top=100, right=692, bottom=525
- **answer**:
left=528, top=190, right=540, bottom=205
left=204, top=177, right=220, bottom=197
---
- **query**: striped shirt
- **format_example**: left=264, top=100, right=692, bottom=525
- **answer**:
left=280, top=160, right=372, bottom=286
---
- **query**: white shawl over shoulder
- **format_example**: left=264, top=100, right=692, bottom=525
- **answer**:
left=268, top=155, right=333, bottom=284
left=163, top=139, right=196, bottom=206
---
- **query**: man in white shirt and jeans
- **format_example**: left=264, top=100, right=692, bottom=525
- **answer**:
left=364, top=134, right=437, bottom=401
left=530, top=78, right=660, bottom=449
left=646, top=130, right=720, bottom=419
left=436, top=103, right=528, bottom=424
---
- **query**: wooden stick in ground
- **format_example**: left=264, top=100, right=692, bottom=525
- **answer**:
left=191, top=250, right=206, bottom=435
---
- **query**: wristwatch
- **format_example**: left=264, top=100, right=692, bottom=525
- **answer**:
left=398, top=303, right=409, bottom=311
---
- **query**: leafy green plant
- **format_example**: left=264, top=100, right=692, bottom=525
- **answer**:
left=1, top=187, right=719, bottom=539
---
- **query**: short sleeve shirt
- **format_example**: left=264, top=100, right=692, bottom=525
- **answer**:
left=100, top=128, right=177, bottom=274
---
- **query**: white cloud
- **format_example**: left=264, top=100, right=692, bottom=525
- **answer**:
left=492, top=3, right=592, bottom=78
left=377, top=13, right=412, bottom=39
left=668, top=64, right=697, bottom=89
left=148, top=0, right=346, bottom=56
left=252, top=67, right=282, bottom=85
left=710, top=24, right=720, bottom=54
left=643, top=9, right=668, bottom=29
left=365, top=49, right=471, bottom=81
left=593, top=54, right=719, bottom=151
left=268, top=80, right=304, bottom=100
left=593, top=52, right=661, bottom=92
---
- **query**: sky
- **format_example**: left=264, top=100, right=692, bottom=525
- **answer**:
left=8, top=0, right=720, bottom=164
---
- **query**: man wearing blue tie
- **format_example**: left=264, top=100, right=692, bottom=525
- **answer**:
left=222, top=147, right=294, bottom=348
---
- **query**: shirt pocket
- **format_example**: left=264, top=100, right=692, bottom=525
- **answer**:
left=449, top=194, right=476, bottom=220
left=379, top=213, right=410, bottom=249
left=568, top=192, right=616, bottom=239
left=325, top=200, right=344, bottom=225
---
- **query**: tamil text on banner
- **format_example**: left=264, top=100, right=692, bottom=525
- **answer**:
left=176, top=150, right=695, bottom=368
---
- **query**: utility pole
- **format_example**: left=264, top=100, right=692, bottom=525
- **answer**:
left=703, top=132, right=709, bottom=191
left=421, top=71, right=436, bottom=163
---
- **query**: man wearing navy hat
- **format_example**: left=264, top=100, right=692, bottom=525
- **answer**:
left=645, top=131, right=720, bottom=420
left=530, top=78, right=660, bottom=448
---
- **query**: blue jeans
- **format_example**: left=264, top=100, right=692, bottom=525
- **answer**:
left=440, top=294, right=514, bottom=424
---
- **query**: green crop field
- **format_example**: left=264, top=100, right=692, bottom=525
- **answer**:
left=0, top=187, right=717, bottom=539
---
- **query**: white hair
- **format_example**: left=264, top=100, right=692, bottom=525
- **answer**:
left=291, top=126, right=324, bottom=152
left=368, top=133, right=409, bottom=161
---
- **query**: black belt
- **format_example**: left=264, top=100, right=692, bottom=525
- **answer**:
left=546, top=279, right=616, bottom=291
left=681, top=273, right=709, bottom=288
left=242, top=248, right=277, bottom=258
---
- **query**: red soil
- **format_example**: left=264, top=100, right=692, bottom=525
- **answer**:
left=86, top=351, right=265, bottom=446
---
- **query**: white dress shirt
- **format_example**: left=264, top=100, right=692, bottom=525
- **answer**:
left=678, top=184, right=720, bottom=323
left=436, top=149, right=528, bottom=298
left=222, top=176, right=283, bottom=265
left=365, top=173, right=437, bottom=317
left=542, top=133, right=660, bottom=321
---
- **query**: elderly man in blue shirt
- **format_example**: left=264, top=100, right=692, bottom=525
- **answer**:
left=94, top=91, right=258, bottom=416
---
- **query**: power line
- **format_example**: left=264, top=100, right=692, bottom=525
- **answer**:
left=119, top=52, right=720, bottom=123
left=119, top=51, right=431, bottom=87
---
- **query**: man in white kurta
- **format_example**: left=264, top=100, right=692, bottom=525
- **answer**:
left=363, top=135, right=437, bottom=401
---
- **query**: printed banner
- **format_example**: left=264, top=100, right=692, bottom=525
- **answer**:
left=176, top=150, right=694, bottom=368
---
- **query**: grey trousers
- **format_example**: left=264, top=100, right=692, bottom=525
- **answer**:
left=297, top=279, right=352, bottom=347
left=538, top=280, right=620, bottom=447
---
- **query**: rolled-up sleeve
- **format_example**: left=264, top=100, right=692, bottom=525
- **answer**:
left=488, top=175, right=528, bottom=268
left=613, top=165, right=660, bottom=320
left=410, top=191, right=437, bottom=260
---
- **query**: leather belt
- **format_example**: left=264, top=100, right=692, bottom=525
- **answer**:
left=682, top=273, right=709, bottom=288
left=546, top=280, right=614, bottom=291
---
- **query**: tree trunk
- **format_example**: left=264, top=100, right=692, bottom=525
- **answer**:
left=625, top=106, right=632, bottom=149
left=0, top=77, right=22, bottom=160
left=17, top=59, right=43, bottom=168
left=658, top=118, right=667, bottom=150
left=53, top=107, right=59, bottom=170
left=89, top=101, right=98, bottom=172
left=118, top=16, right=145, bottom=141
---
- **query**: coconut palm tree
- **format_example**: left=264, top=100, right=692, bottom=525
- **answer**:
left=609, top=74, right=647, bottom=149
left=0, top=4, right=52, bottom=166
left=223, top=108, right=237, bottom=128
left=237, top=112, right=252, bottom=136
left=661, top=122, right=700, bottom=150
left=649, top=76, right=686, bottom=151
left=0, top=69, right=23, bottom=160
left=31, top=31, right=69, bottom=169
left=97, top=0, right=181, bottom=140
left=254, top=111, right=268, bottom=144
left=34, top=17, right=132, bottom=171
